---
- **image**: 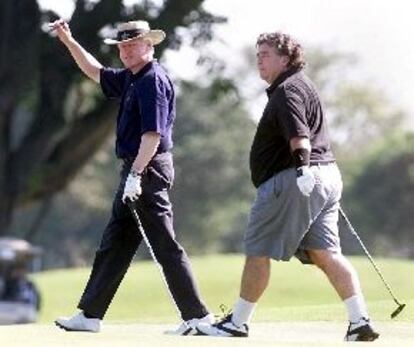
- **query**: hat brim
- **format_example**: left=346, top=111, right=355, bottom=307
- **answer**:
left=103, top=30, right=166, bottom=45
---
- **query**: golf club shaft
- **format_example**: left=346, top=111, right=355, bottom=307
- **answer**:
left=127, top=201, right=181, bottom=317
left=339, top=207, right=403, bottom=306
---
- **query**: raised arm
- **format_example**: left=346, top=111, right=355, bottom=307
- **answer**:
left=50, top=19, right=103, bottom=83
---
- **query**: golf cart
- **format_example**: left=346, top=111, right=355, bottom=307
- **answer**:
left=0, top=238, right=42, bottom=324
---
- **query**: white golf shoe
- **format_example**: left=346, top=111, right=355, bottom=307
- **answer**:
left=55, top=311, right=101, bottom=332
left=165, top=313, right=215, bottom=335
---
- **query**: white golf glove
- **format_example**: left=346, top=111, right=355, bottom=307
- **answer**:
left=296, top=166, right=316, bottom=196
left=122, top=170, right=142, bottom=203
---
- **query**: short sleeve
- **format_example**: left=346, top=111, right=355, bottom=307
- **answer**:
left=100, top=67, right=129, bottom=99
left=138, top=76, right=170, bottom=134
left=278, top=86, right=310, bottom=140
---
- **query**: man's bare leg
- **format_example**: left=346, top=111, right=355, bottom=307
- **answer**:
left=308, top=249, right=379, bottom=341
left=227, top=256, right=270, bottom=326
left=308, top=249, right=369, bottom=321
left=240, top=256, right=271, bottom=301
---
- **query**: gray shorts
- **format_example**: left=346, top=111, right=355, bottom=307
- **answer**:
left=244, top=163, right=343, bottom=264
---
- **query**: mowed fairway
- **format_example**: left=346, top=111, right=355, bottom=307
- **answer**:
left=1, top=321, right=413, bottom=347
left=0, top=255, right=413, bottom=346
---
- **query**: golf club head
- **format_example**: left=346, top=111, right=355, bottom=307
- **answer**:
left=391, top=303, right=406, bottom=319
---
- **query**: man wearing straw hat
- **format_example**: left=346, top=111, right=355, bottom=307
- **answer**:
left=50, top=19, right=213, bottom=334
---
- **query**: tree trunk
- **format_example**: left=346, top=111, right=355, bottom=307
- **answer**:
left=0, top=0, right=41, bottom=235
left=24, top=196, right=53, bottom=242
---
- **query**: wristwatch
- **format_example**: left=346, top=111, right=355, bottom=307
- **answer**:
left=130, top=169, right=142, bottom=178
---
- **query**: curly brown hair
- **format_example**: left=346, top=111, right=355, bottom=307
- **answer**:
left=256, top=32, right=306, bottom=70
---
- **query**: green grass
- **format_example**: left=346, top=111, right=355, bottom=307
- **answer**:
left=0, top=321, right=411, bottom=347
left=1, top=322, right=413, bottom=347
left=32, top=254, right=414, bottom=323
left=0, top=255, right=413, bottom=347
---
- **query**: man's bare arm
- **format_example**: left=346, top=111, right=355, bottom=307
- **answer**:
left=51, top=19, right=102, bottom=83
left=132, top=132, right=161, bottom=174
left=289, top=136, right=311, bottom=152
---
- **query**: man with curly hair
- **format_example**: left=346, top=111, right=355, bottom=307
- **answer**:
left=198, top=31, right=379, bottom=342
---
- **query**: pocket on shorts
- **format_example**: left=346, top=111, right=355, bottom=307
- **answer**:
left=257, top=173, right=283, bottom=201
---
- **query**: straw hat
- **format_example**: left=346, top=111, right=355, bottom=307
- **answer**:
left=103, top=20, right=165, bottom=45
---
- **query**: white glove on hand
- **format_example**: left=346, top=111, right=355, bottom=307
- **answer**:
left=122, top=171, right=142, bottom=203
left=296, top=166, right=316, bottom=196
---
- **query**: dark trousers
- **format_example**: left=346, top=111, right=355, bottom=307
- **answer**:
left=78, top=152, right=209, bottom=321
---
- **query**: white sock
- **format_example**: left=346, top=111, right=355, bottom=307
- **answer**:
left=344, top=293, right=369, bottom=323
left=232, top=297, right=257, bottom=327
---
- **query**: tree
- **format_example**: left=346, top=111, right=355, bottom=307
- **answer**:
left=344, top=133, right=414, bottom=257
left=171, top=79, right=256, bottom=252
left=0, top=0, right=225, bottom=235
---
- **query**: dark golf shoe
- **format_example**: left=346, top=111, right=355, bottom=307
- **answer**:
left=344, top=317, right=379, bottom=342
left=196, top=313, right=248, bottom=337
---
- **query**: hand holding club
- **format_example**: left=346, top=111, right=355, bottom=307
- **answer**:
left=122, top=170, right=142, bottom=203
left=296, top=166, right=315, bottom=196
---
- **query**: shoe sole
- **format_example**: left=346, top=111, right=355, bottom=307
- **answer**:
left=346, top=331, right=380, bottom=342
left=55, top=320, right=74, bottom=331
left=357, top=332, right=380, bottom=342
left=54, top=320, right=99, bottom=333
left=195, top=327, right=248, bottom=338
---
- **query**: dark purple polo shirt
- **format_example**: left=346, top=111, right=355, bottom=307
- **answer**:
left=100, top=61, right=175, bottom=159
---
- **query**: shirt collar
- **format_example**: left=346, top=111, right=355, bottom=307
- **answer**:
left=131, top=60, right=154, bottom=80
left=266, top=67, right=300, bottom=97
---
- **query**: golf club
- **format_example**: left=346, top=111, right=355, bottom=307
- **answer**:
left=339, top=206, right=406, bottom=318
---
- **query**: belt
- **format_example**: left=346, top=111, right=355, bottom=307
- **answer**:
left=120, top=150, right=170, bottom=164
left=120, top=157, right=134, bottom=164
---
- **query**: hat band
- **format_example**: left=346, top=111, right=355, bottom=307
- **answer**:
left=116, top=29, right=148, bottom=41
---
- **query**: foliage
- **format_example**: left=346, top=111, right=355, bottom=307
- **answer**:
left=343, top=133, right=414, bottom=257
left=171, top=79, right=256, bottom=252
left=329, top=84, right=404, bottom=154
